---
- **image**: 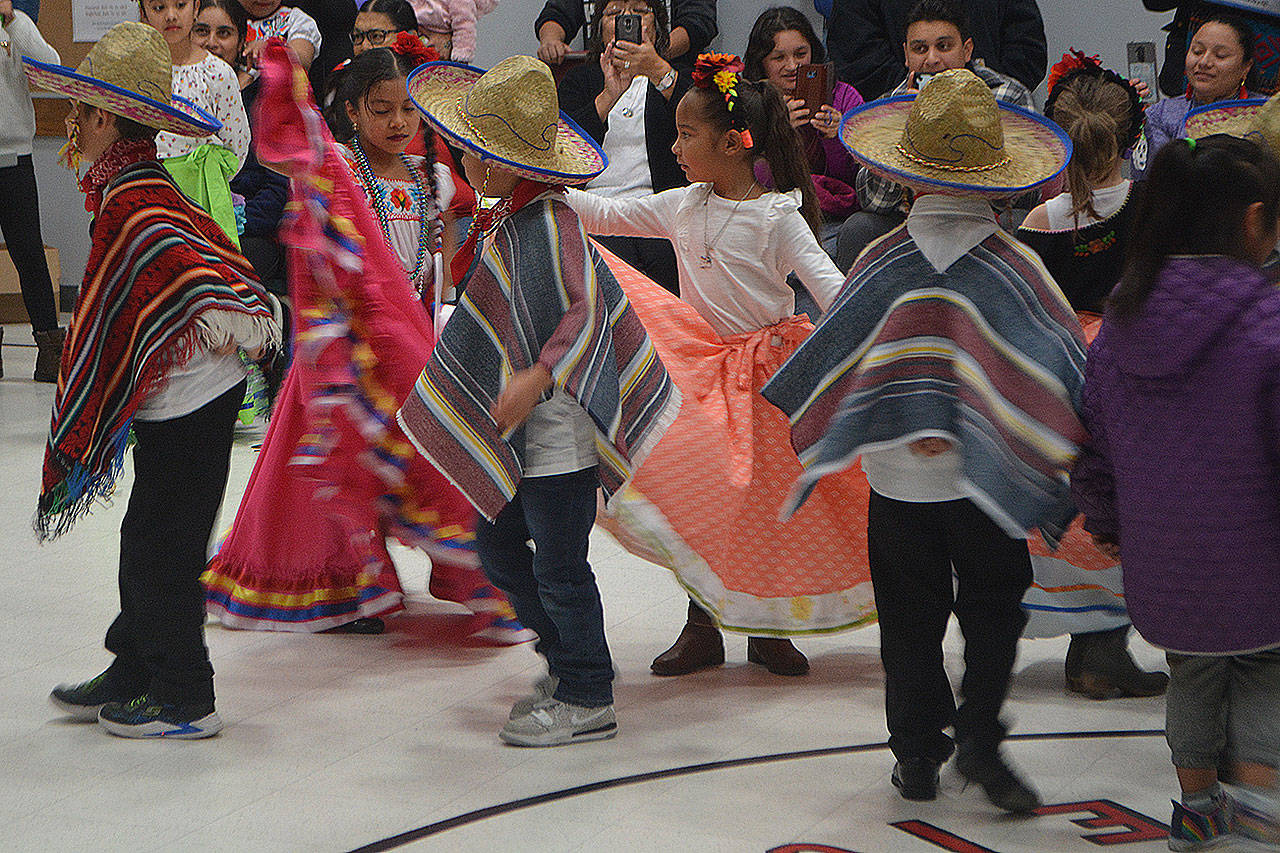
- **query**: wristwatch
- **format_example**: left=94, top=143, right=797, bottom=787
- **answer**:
left=655, top=68, right=678, bottom=92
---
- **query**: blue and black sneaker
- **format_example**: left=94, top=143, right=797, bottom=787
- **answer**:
left=97, top=694, right=223, bottom=739
left=50, top=671, right=137, bottom=721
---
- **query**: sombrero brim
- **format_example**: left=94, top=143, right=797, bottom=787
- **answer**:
left=839, top=94, right=1071, bottom=198
left=406, top=60, right=605, bottom=185
left=23, top=57, right=220, bottom=137
left=1183, top=97, right=1268, bottom=140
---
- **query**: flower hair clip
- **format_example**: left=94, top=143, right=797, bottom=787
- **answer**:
left=391, top=31, right=439, bottom=66
left=692, top=52, right=746, bottom=114
left=1046, top=49, right=1102, bottom=96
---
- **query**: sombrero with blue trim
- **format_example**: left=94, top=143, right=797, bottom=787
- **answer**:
left=406, top=56, right=605, bottom=185
left=839, top=68, right=1070, bottom=199
left=23, top=22, right=219, bottom=137
left=1183, top=97, right=1269, bottom=142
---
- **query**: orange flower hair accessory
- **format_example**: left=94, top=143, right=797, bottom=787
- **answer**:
left=391, top=32, right=439, bottom=67
left=692, top=52, right=746, bottom=116
left=1046, top=49, right=1101, bottom=95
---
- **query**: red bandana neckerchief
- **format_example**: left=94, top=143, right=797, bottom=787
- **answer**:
left=451, top=179, right=562, bottom=286
left=80, top=137, right=159, bottom=216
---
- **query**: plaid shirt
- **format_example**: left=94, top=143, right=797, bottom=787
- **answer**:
left=855, top=63, right=1036, bottom=215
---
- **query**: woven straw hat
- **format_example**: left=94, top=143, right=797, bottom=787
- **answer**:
left=23, top=22, right=219, bottom=136
left=839, top=68, right=1070, bottom=198
left=1184, top=96, right=1274, bottom=149
left=407, top=56, right=605, bottom=185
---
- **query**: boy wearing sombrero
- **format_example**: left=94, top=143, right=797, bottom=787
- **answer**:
left=27, top=22, right=279, bottom=739
left=396, top=55, right=680, bottom=746
left=765, top=69, right=1086, bottom=812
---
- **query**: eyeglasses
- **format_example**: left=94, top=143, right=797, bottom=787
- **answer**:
left=351, top=28, right=396, bottom=46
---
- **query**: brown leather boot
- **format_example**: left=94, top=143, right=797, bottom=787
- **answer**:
left=33, top=327, right=66, bottom=383
left=1066, top=626, right=1169, bottom=699
left=746, top=636, right=809, bottom=676
left=651, top=601, right=724, bottom=676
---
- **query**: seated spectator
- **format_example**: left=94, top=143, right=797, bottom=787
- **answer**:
left=536, top=0, right=717, bottom=68
left=197, top=0, right=288, bottom=301
left=827, top=0, right=1046, bottom=99
left=1143, top=1, right=1280, bottom=97
left=746, top=5, right=862, bottom=254
left=558, top=0, right=689, bottom=294
left=408, top=0, right=498, bottom=62
left=1132, top=13, right=1259, bottom=180
left=295, top=0, right=356, bottom=94
left=834, top=0, right=1034, bottom=272
left=351, top=0, right=418, bottom=55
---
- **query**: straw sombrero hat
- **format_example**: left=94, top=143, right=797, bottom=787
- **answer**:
left=407, top=56, right=605, bottom=185
left=23, top=22, right=219, bottom=137
left=839, top=68, right=1070, bottom=198
left=1184, top=96, right=1271, bottom=146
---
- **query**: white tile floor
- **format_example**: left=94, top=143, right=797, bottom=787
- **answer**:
left=0, top=327, right=1217, bottom=852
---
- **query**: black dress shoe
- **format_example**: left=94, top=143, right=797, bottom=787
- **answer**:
left=322, top=616, right=385, bottom=634
left=892, top=758, right=941, bottom=801
left=955, top=743, right=1041, bottom=814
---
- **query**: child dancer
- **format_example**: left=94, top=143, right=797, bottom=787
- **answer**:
left=766, top=69, right=1081, bottom=813
left=1073, top=133, right=1280, bottom=851
left=1016, top=51, right=1169, bottom=700
left=565, top=53, right=875, bottom=677
left=31, top=23, right=279, bottom=738
left=398, top=55, right=681, bottom=745
left=203, top=39, right=521, bottom=642
left=141, top=0, right=250, bottom=243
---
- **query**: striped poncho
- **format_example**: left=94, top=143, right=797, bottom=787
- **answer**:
left=36, top=159, right=279, bottom=540
left=397, top=195, right=680, bottom=522
left=762, top=225, right=1087, bottom=545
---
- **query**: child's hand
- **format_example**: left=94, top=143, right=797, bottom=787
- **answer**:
left=242, top=38, right=267, bottom=69
left=1090, top=534, right=1121, bottom=561
left=491, top=364, right=553, bottom=434
left=908, top=437, right=952, bottom=456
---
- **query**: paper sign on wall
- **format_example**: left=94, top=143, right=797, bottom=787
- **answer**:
left=72, top=0, right=138, bottom=42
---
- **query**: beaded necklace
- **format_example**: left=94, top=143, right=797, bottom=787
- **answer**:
left=350, top=137, right=435, bottom=292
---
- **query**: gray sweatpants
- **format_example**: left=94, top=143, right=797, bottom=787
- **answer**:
left=1166, top=649, right=1280, bottom=769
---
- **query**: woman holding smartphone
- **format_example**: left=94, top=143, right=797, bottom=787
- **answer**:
left=557, top=0, right=691, bottom=294
left=745, top=6, right=863, bottom=253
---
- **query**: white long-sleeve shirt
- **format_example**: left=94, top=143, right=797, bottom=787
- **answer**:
left=156, top=52, right=250, bottom=170
left=567, top=183, right=844, bottom=338
left=1, top=11, right=59, bottom=161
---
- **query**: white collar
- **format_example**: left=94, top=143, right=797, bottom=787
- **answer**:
left=906, top=194, right=999, bottom=273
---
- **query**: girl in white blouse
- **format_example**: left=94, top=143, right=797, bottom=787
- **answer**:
left=567, top=54, right=876, bottom=678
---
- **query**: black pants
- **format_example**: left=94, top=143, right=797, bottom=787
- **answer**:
left=103, top=380, right=244, bottom=708
left=594, top=234, right=680, bottom=296
left=867, top=491, right=1032, bottom=763
left=0, top=155, right=58, bottom=332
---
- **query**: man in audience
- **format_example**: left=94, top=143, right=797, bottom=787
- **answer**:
left=828, top=0, right=1046, bottom=99
left=535, top=0, right=717, bottom=68
left=834, top=0, right=1035, bottom=272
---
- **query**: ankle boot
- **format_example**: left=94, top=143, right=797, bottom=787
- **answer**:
left=33, top=327, right=66, bottom=383
left=746, top=636, right=809, bottom=676
left=1066, top=626, right=1169, bottom=699
left=651, top=601, right=724, bottom=676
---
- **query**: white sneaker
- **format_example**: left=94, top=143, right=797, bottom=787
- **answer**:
left=499, top=698, right=616, bottom=747
left=509, top=674, right=559, bottom=719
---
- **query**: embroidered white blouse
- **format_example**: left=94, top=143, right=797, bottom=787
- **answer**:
left=156, top=53, right=251, bottom=169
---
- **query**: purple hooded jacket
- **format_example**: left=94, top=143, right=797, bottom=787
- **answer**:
left=1072, top=256, right=1280, bottom=655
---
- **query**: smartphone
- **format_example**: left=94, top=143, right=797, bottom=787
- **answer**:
left=794, top=62, right=834, bottom=117
left=615, top=12, right=643, bottom=45
left=1127, top=41, right=1158, bottom=104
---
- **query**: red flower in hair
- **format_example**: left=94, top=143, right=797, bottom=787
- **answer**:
left=691, top=52, right=745, bottom=88
left=1047, top=49, right=1102, bottom=95
left=391, top=32, right=439, bottom=67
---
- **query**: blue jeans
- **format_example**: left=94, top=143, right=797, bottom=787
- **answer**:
left=475, top=467, right=614, bottom=707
